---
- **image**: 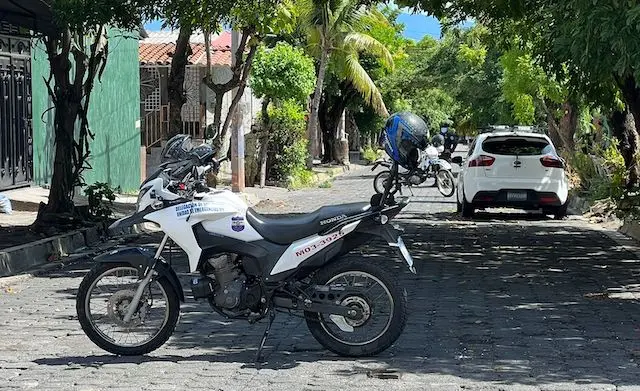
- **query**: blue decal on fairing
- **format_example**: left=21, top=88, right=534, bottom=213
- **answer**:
left=231, top=216, right=245, bottom=232
left=175, top=202, right=224, bottom=218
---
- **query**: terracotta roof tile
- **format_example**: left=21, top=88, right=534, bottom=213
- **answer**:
left=211, top=31, right=232, bottom=51
left=139, top=42, right=231, bottom=66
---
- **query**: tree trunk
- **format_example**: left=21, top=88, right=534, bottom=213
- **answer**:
left=334, top=111, right=349, bottom=165
left=41, top=31, right=79, bottom=216
left=615, top=75, right=640, bottom=188
left=167, top=24, right=192, bottom=139
left=259, top=99, right=270, bottom=187
left=204, top=29, right=259, bottom=159
left=558, top=101, right=577, bottom=152
left=611, top=109, right=640, bottom=188
left=307, top=43, right=330, bottom=167
left=346, top=110, right=360, bottom=151
left=46, top=101, right=79, bottom=214
left=211, top=93, right=225, bottom=153
left=540, top=98, right=564, bottom=151
left=318, top=83, right=357, bottom=163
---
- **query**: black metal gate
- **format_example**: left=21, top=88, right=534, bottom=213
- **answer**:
left=0, top=31, right=32, bottom=190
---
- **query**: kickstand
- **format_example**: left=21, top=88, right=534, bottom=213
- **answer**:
left=255, top=309, right=276, bottom=366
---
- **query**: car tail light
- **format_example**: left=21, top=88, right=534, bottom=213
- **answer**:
left=540, top=155, right=564, bottom=169
left=539, top=195, right=559, bottom=204
left=468, top=155, right=495, bottom=167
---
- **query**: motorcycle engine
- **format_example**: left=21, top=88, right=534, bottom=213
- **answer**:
left=190, top=254, right=263, bottom=313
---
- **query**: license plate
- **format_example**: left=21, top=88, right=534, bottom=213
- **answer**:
left=507, top=191, right=527, bottom=201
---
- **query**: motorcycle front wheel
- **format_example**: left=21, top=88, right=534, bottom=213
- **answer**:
left=76, top=263, right=180, bottom=356
left=436, top=169, right=455, bottom=197
left=305, top=257, right=408, bottom=357
left=373, top=170, right=392, bottom=194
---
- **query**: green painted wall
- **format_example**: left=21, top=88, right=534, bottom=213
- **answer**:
left=31, top=30, right=141, bottom=193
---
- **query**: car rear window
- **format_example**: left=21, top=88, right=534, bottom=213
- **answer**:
left=482, top=137, right=552, bottom=156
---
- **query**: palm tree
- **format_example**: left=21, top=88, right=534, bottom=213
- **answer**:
left=301, top=0, right=393, bottom=164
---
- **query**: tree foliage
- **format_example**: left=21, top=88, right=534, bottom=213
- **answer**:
left=251, top=43, right=316, bottom=104
left=379, top=26, right=511, bottom=135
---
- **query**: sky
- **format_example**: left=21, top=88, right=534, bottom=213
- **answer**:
left=144, top=12, right=446, bottom=41
left=397, top=13, right=443, bottom=40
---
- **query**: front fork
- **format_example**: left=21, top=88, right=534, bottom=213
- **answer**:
left=122, top=234, right=169, bottom=323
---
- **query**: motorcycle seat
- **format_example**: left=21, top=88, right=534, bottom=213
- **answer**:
left=246, top=202, right=371, bottom=245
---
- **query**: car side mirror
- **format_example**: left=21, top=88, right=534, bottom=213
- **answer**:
left=451, top=156, right=463, bottom=165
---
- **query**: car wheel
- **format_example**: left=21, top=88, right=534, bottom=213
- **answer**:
left=553, top=202, right=568, bottom=220
left=461, top=192, right=474, bottom=218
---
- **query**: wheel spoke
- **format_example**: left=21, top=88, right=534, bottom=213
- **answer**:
left=84, top=267, right=171, bottom=349
left=319, top=271, right=394, bottom=346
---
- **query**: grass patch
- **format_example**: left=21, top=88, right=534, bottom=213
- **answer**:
left=288, top=169, right=315, bottom=190
left=318, top=180, right=333, bottom=188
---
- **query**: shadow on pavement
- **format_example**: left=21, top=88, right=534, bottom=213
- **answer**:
left=33, top=215, right=640, bottom=386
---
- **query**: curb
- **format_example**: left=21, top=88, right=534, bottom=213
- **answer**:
left=0, top=225, right=105, bottom=278
left=569, top=193, right=640, bottom=248
left=619, top=220, right=640, bottom=246
left=0, top=239, right=126, bottom=288
left=567, top=193, right=591, bottom=215
left=310, top=165, right=351, bottom=185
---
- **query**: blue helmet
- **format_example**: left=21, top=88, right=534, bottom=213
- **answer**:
left=380, top=112, right=428, bottom=169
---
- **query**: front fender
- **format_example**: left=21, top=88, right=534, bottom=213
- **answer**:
left=95, top=247, right=185, bottom=302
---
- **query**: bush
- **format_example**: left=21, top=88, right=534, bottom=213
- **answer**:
left=288, top=168, right=314, bottom=190
left=84, top=182, right=116, bottom=221
left=362, top=147, right=383, bottom=164
left=267, top=101, right=309, bottom=182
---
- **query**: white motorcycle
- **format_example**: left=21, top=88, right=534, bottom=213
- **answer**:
left=76, top=156, right=415, bottom=360
left=372, top=145, right=456, bottom=197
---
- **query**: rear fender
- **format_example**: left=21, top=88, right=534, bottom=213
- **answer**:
left=95, top=247, right=185, bottom=302
left=355, top=222, right=416, bottom=273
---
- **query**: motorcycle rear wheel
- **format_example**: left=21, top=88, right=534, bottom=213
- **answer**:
left=304, top=257, right=407, bottom=357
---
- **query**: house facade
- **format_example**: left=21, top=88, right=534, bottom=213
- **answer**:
left=31, top=29, right=142, bottom=193
left=138, top=31, right=261, bottom=149
left=0, top=19, right=143, bottom=193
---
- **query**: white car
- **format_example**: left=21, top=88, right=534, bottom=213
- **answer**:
left=454, top=130, right=569, bottom=219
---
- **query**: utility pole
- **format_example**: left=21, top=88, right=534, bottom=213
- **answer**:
left=230, top=30, right=245, bottom=192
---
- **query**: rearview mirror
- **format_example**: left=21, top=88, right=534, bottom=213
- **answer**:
left=451, top=156, right=463, bottom=165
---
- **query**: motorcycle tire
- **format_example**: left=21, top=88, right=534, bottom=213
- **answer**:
left=436, top=169, right=455, bottom=197
left=373, top=170, right=392, bottom=194
left=304, top=257, right=408, bottom=357
left=76, top=263, right=181, bottom=356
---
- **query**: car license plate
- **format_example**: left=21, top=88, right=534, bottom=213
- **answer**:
left=507, top=191, right=527, bottom=201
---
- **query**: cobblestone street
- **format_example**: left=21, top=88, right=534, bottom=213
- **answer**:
left=2, top=167, right=640, bottom=390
